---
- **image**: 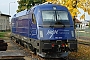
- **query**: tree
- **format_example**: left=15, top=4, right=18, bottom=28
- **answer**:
left=17, top=0, right=46, bottom=12
left=17, top=0, right=27, bottom=12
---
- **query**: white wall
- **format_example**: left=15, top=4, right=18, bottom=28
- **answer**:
left=0, top=15, right=10, bottom=30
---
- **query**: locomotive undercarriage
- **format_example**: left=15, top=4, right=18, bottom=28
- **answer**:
left=11, top=33, right=77, bottom=58
left=37, top=40, right=77, bottom=58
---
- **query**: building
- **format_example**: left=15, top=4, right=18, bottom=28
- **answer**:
left=80, top=21, right=89, bottom=29
left=75, top=18, right=82, bottom=30
left=75, top=18, right=90, bottom=30
left=0, top=11, right=11, bottom=31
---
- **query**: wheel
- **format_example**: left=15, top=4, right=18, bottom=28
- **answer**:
left=34, top=48, right=37, bottom=55
left=10, top=36, right=13, bottom=40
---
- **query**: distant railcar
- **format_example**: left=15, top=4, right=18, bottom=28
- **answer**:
left=11, top=3, right=77, bottom=58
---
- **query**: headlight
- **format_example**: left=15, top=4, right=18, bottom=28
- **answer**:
left=39, top=31, right=43, bottom=37
left=71, top=31, right=74, bottom=37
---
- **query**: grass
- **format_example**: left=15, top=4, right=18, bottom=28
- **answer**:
left=0, top=31, right=11, bottom=40
left=76, top=28, right=90, bottom=38
left=69, top=44, right=90, bottom=60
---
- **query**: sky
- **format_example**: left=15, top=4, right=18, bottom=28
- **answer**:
left=0, top=0, right=90, bottom=21
left=77, top=8, right=90, bottom=21
left=0, top=0, right=18, bottom=18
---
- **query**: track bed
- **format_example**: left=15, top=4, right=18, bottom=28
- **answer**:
left=0, top=51, right=24, bottom=59
left=0, top=40, right=30, bottom=60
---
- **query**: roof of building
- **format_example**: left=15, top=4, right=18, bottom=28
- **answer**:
left=1, top=14, right=11, bottom=17
left=0, top=11, right=11, bottom=17
left=74, top=18, right=82, bottom=23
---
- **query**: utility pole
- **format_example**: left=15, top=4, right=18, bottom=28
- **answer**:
left=9, top=2, right=15, bottom=15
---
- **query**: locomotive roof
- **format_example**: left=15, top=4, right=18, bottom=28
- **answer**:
left=13, top=9, right=28, bottom=18
left=13, top=3, right=67, bottom=18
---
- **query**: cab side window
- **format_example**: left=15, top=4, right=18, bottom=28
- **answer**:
left=32, top=14, right=36, bottom=24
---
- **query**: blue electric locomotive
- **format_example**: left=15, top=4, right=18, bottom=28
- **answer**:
left=11, top=3, right=77, bottom=58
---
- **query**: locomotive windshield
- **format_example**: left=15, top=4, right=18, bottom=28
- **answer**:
left=42, top=11, right=69, bottom=25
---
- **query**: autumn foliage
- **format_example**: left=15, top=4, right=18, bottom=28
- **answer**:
left=69, top=44, right=90, bottom=60
left=46, top=0, right=90, bottom=19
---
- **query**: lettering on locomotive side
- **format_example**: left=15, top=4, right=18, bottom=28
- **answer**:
left=46, top=30, right=58, bottom=38
left=59, top=32, right=69, bottom=34
left=46, top=30, right=70, bottom=39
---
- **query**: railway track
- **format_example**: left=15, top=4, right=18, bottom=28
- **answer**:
left=78, top=36, right=90, bottom=41
left=0, top=39, right=77, bottom=60
left=78, top=37, right=90, bottom=46
left=78, top=40, right=90, bottom=46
